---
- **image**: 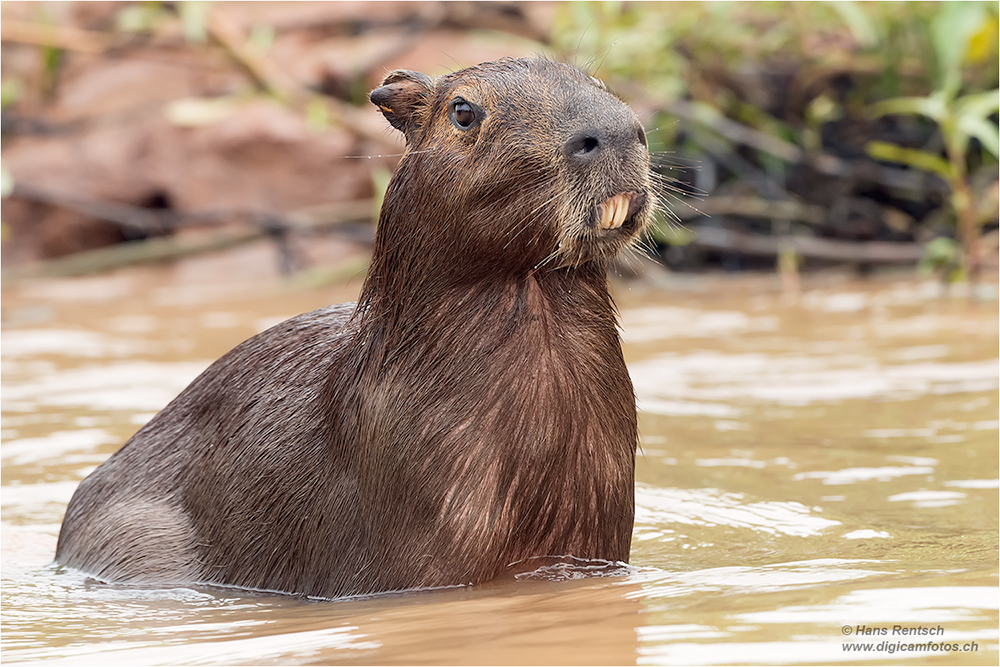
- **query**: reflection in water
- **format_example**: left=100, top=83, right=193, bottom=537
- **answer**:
left=633, top=574, right=998, bottom=665
left=887, top=490, right=967, bottom=508
left=630, top=351, right=998, bottom=406
left=2, top=274, right=997, bottom=665
left=621, top=307, right=779, bottom=342
left=19, top=623, right=382, bottom=666
left=0, top=428, right=113, bottom=465
left=945, top=479, right=1000, bottom=488
left=1, top=328, right=146, bottom=358
left=2, top=361, right=211, bottom=413
left=629, top=559, right=885, bottom=599
left=793, top=465, right=936, bottom=485
left=737, top=585, right=999, bottom=624
left=842, top=530, right=892, bottom=540
left=635, top=485, right=840, bottom=538
left=3, top=553, right=645, bottom=666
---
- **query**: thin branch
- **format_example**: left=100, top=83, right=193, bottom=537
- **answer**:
left=0, top=19, right=113, bottom=54
left=10, top=183, right=375, bottom=234
left=207, top=9, right=303, bottom=105
left=667, top=195, right=828, bottom=227
left=691, top=227, right=925, bottom=264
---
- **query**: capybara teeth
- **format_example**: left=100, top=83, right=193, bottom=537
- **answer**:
left=598, top=201, right=612, bottom=229
left=613, top=194, right=629, bottom=228
left=598, top=194, right=632, bottom=230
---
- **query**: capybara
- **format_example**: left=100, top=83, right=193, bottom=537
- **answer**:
left=56, top=57, right=653, bottom=598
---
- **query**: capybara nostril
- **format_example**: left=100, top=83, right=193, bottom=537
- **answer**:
left=564, top=131, right=605, bottom=167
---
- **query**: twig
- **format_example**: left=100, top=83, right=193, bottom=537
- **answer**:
left=207, top=9, right=304, bottom=105
left=3, top=228, right=264, bottom=280
left=0, top=19, right=113, bottom=54
left=10, top=183, right=375, bottom=234
left=204, top=8, right=394, bottom=146
left=668, top=195, right=828, bottom=227
left=12, top=183, right=179, bottom=233
left=691, top=227, right=925, bottom=264
left=666, top=98, right=804, bottom=164
left=695, top=136, right=788, bottom=199
left=5, top=184, right=378, bottom=279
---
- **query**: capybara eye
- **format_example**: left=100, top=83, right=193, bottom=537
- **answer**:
left=451, top=99, right=476, bottom=129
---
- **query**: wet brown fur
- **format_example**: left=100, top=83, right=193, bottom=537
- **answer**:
left=55, top=57, right=653, bottom=598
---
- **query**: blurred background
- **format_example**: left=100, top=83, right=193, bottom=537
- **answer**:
left=2, top=0, right=997, bottom=289
left=3, top=5, right=999, bottom=664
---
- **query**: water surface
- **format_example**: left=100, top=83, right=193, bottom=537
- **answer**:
left=2, top=265, right=997, bottom=665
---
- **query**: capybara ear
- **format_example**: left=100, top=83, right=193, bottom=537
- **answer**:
left=370, top=70, right=434, bottom=141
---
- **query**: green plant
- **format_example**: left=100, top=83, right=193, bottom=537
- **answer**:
left=1, top=79, right=23, bottom=110
left=865, top=2, right=999, bottom=284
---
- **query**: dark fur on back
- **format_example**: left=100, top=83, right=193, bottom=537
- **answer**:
left=56, top=58, right=652, bottom=598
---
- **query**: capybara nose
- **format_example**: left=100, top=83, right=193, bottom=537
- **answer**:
left=563, top=120, right=646, bottom=168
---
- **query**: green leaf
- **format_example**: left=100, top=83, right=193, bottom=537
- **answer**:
left=957, top=115, right=1000, bottom=158
left=306, top=98, right=329, bottom=132
left=829, top=1, right=881, bottom=48
left=871, top=93, right=947, bottom=121
left=866, top=140, right=953, bottom=178
left=1, top=79, right=22, bottom=110
left=165, top=97, right=239, bottom=127
left=1, top=165, right=14, bottom=198
left=688, top=99, right=725, bottom=125
left=249, top=24, right=274, bottom=52
left=931, top=1, right=987, bottom=98
left=650, top=214, right=694, bottom=246
left=954, top=89, right=1000, bottom=121
left=116, top=3, right=164, bottom=34
left=179, top=1, right=212, bottom=43
left=918, top=236, right=959, bottom=272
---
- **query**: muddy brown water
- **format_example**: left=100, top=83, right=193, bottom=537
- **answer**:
left=2, top=257, right=997, bottom=666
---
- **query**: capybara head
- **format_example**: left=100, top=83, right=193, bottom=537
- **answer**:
left=370, top=57, right=653, bottom=277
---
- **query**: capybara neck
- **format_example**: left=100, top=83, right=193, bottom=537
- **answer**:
left=356, top=210, right=619, bottom=368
